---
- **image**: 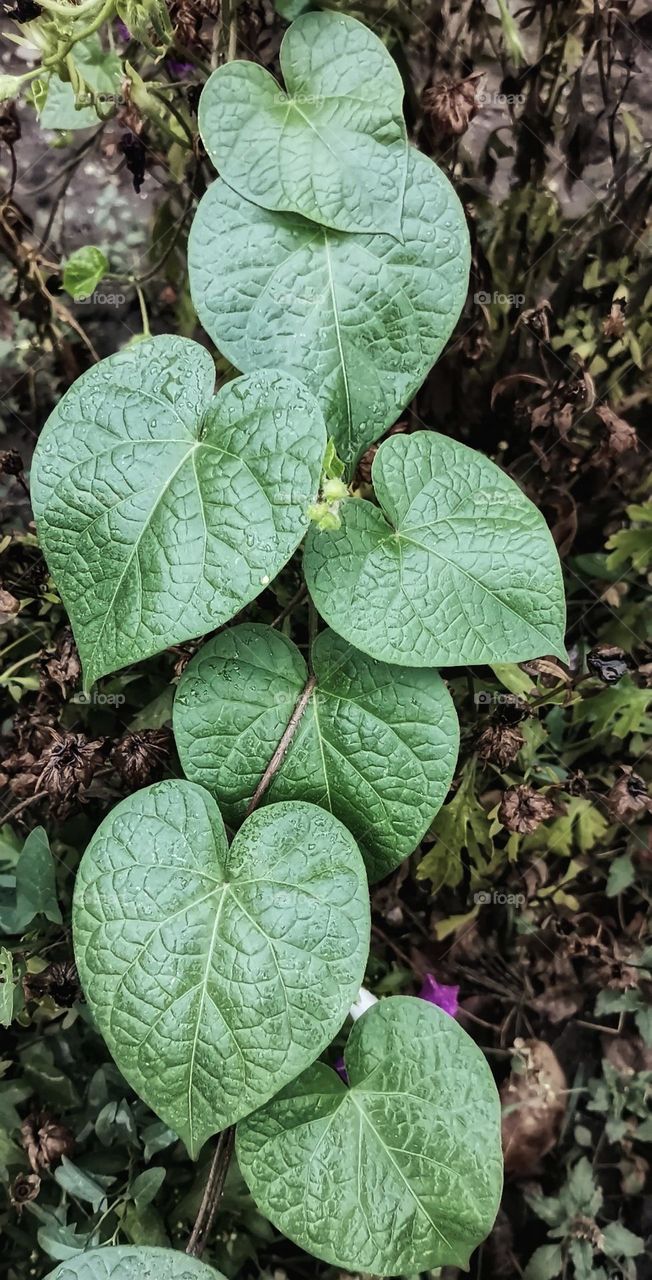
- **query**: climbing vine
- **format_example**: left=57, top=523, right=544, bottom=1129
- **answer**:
left=29, top=10, right=567, bottom=1279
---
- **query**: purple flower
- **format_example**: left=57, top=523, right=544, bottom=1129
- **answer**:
left=334, top=1055, right=348, bottom=1083
left=166, top=58, right=195, bottom=80
left=418, top=974, right=459, bottom=1017
left=115, top=20, right=131, bottom=40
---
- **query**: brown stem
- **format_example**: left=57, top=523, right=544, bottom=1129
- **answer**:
left=0, top=791, right=47, bottom=826
left=246, top=674, right=317, bottom=816
left=185, top=1126, right=235, bottom=1258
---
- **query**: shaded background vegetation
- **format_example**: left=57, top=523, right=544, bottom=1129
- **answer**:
left=0, top=1, right=651, bottom=1278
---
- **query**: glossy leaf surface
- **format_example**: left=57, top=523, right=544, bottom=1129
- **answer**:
left=188, top=148, right=469, bottom=470
left=73, top=781, right=369, bottom=1156
left=46, top=1246, right=224, bottom=1280
left=304, top=431, right=567, bottom=666
left=174, top=624, right=459, bottom=881
left=31, top=336, right=325, bottom=688
left=198, top=11, right=407, bottom=236
left=237, top=997, right=503, bottom=1274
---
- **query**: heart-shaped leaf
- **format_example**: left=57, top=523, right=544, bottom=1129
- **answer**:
left=173, top=624, right=459, bottom=881
left=188, top=148, right=469, bottom=471
left=198, top=11, right=407, bottom=236
left=46, top=1246, right=224, bottom=1280
left=237, top=996, right=503, bottom=1274
left=304, top=431, right=566, bottom=667
left=31, top=336, right=325, bottom=689
left=73, top=781, right=370, bottom=1157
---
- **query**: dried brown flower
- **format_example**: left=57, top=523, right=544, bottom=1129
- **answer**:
left=0, top=588, right=20, bottom=621
left=607, top=768, right=651, bottom=822
left=23, top=960, right=82, bottom=1008
left=20, top=1112, right=74, bottom=1173
left=38, top=628, right=82, bottom=699
left=111, top=728, right=172, bottom=789
left=476, top=724, right=525, bottom=768
left=422, top=74, right=482, bottom=144
left=594, top=404, right=638, bottom=460
left=499, top=785, right=556, bottom=834
left=39, top=729, right=106, bottom=807
left=602, top=298, right=626, bottom=340
left=10, top=1172, right=41, bottom=1208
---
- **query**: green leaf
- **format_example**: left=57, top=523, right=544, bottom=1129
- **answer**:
left=601, top=1222, right=644, bottom=1260
left=188, top=147, right=469, bottom=471
left=54, top=1156, right=111, bottom=1211
left=0, top=827, right=62, bottom=934
left=275, top=0, right=309, bottom=16
left=73, top=780, right=369, bottom=1157
left=41, top=40, right=122, bottom=131
left=46, top=1246, right=224, bottom=1279
left=198, top=11, right=407, bottom=236
left=31, top=336, right=325, bottom=689
left=0, top=946, right=14, bottom=1026
left=130, top=1166, right=166, bottom=1209
left=304, top=431, right=566, bottom=667
left=173, top=623, right=459, bottom=881
left=237, top=996, right=503, bottom=1274
left=606, top=853, right=635, bottom=897
left=523, top=1244, right=563, bottom=1280
left=0, top=74, right=23, bottom=103
left=417, top=760, right=491, bottom=891
left=63, top=246, right=109, bottom=301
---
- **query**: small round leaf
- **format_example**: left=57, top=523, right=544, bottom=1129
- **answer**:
left=73, top=781, right=370, bottom=1157
left=174, top=624, right=459, bottom=881
left=304, top=431, right=567, bottom=666
left=46, top=1247, right=223, bottom=1280
left=198, top=11, right=407, bottom=236
left=31, top=336, right=325, bottom=688
left=237, top=996, right=503, bottom=1274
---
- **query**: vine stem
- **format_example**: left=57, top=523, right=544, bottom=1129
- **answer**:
left=186, top=1126, right=235, bottom=1258
left=246, top=674, right=317, bottom=816
left=186, top=670, right=316, bottom=1257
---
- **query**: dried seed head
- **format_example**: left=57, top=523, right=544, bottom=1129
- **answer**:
left=39, top=730, right=106, bottom=804
left=10, top=1172, right=41, bottom=1208
left=20, top=1112, right=74, bottom=1173
left=607, top=768, right=651, bottom=822
left=23, top=960, right=82, bottom=1008
left=111, top=728, right=172, bottom=789
left=38, top=628, right=82, bottom=699
left=422, top=74, right=482, bottom=143
left=476, top=723, right=525, bottom=768
left=499, top=784, right=556, bottom=834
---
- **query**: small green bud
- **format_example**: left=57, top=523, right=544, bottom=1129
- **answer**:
left=307, top=501, right=329, bottom=523
left=317, top=510, right=341, bottom=531
left=322, top=477, right=348, bottom=503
